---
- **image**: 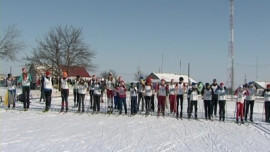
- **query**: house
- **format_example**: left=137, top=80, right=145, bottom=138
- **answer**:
left=146, top=72, right=197, bottom=84
left=29, top=64, right=91, bottom=89
left=61, top=66, right=91, bottom=80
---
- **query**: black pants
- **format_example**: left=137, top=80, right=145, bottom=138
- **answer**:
left=204, top=100, right=211, bottom=119
left=61, top=89, right=69, bottom=110
left=78, top=94, right=85, bottom=112
left=89, top=90, right=94, bottom=107
left=44, top=90, right=52, bottom=110
left=265, top=102, right=270, bottom=122
left=73, top=89, right=78, bottom=106
left=145, top=96, right=151, bottom=114
left=219, top=100, right=226, bottom=121
left=22, top=86, right=30, bottom=109
left=177, top=95, right=184, bottom=118
left=40, top=88, right=45, bottom=102
left=131, top=96, right=137, bottom=114
left=188, top=100, right=197, bottom=118
left=151, top=95, right=155, bottom=112
left=187, top=98, right=191, bottom=115
left=93, top=95, right=100, bottom=112
left=119, top=97, right=127, bottom=114
left=245, top=100, right=254, bottom=121
left=137, top=92, right=144, bottom=111
left=212, top=95, right=218, bottom=116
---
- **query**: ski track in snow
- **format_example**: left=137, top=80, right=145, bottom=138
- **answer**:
left=1, top=88, right=270, bottom=152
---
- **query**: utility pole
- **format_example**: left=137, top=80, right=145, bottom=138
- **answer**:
left=179, top=60, right=182, bottom=75
left=227, top=0, right=235, bottom=99
left=256, top=57, right=258, bottom=81
left=188, top=62, right=190, bottom=84
left=161, top=54, right=164, bottom=73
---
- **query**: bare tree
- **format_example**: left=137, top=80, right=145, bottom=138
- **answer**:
left=134, top=66, right=147, bottom=81
left=100, top=69, right=117, bottom=80
left=0, top=25, right=25, bottom=61
left=25, top=25, right=96, bottom=77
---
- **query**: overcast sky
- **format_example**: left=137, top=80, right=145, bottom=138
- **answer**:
left=1, top=0, right=270, bottom=86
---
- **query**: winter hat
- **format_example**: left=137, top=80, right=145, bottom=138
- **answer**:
left=146, top=78, right=152, bottom=84
left=140, top=76, right=144, bottom=80
left=267, top=84, right=270, bottom=89
left=8, top=73, right=12, bottom=78
left=46, top=71, right=50, bottom=76
left=179, top=77, right=184, bottom=81
left=63, top=72, right=68, bottom=78
left=192, top=82, right=197, bottom=86
left=205, top=83, right=210, bottom=87
left=220, top=83, right=224, bottom=86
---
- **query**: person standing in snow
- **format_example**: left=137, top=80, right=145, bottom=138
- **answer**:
left=168, top=79, right=177, bottom=115
left=211, top=79, right=219, bottom=117
left=106, top=73, right=115, bottom=113
left=17, top=68, right=32, bottom=111
left=117, top=80, right=127, bottom=115
left=73, top=75, right=80, bottom=107
left=216, top=83, right=227, bottom=122
left=130, top=82, right=138, bottom=115
left=202, top=83, right=214, bottom=120
left=137, top=77, right=145, bottom=112
left=234, top=85, right=249, bottom=124
left=37, top=74, right=45, bottom=102
left=93, top=78, right=102, bottom=113
left=6, top=74, right=16, bottom=109
left=262, top=84, right=270, bottom=123
left=188, top=82, right=200, bottom=119
left=245, top=82, right=257, bottom=122
left=42, top=71, right=53, bottom=112
left=144, top=78, right=153, bottom=115
left=77, top=79, right=88, bottom=113
left=88, top=75, right=96, bottom=109
left=60, top=72, right=69, bottom=112
left=176, top=77, right=186, bottom=119
left=156, top=79, right=167, bottom=117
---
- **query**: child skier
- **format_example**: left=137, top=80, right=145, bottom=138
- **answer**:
left=262, top=84, right=270, bottom=123
left=245, top=82, right=257, bottom=122
left=188, top=82, right=199, bottom=119
left=144, top=78, right=153, bottom=115
left=216, top=83, right=227, bottom=122
left=202, top=83, right=214, bottom=120
left=42, top=71, right=53, bottom=112
left=6, top=74, right=16, bottom=109
left=210, top=79, right=219, bottom=117
left=234, top=85, right=249, bottom=124
left=89, top=75, right=96, bottom=109
left=17, top=68, right=32, bottom=111
left=60, top=72, right=69, bottom=112
left=168, top=79, right=177, bottom=115
left=137, top=77, right=145, bottom=112
left=117, top=80, right=127, bottom=115
left=93, top=78, right=102, bottom=113
left=176, top=77, right=186, bottom=119
left=156, top=79, right=167, bottom=117
left=77, top=78, right=88, bottom=113
left=106, top=73, right=115, bottom=113
left=73, top=75, right=80, bottom=107
left=130, top=82, right=138, bottom=115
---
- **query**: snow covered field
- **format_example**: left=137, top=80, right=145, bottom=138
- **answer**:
left=1, top=87, right=270, bottom=152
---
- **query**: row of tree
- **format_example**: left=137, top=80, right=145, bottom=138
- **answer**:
left=0, top=25, right=147, bottom=80
left=1, top=25, right=96, bottom=77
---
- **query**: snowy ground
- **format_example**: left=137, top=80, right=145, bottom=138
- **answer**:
left=1, top=87, right=270, bottom=152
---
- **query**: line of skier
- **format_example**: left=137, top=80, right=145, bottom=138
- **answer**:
left=3, top=67, right=270, bottom=123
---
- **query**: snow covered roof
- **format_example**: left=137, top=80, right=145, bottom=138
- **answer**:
left=254, top=81, right=270, bottom=89
left=147, top=73, right=197, bottom=84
